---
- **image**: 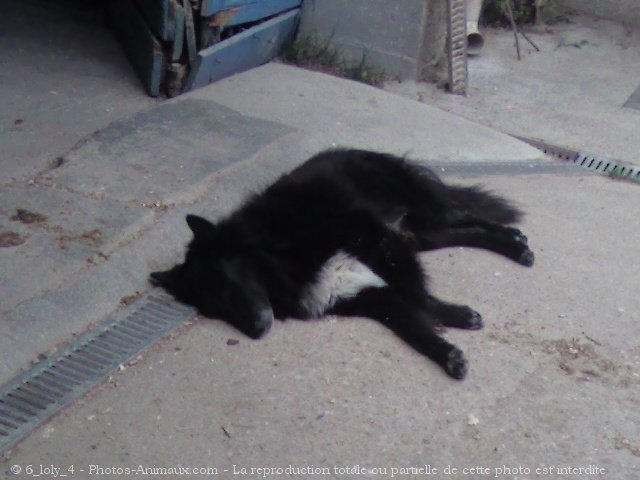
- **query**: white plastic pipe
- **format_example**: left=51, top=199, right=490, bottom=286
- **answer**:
left=466, top=0, right=485, bottom=55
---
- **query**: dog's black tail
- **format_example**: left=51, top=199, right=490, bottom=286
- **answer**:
left=447, top=185, right=523, bottom=224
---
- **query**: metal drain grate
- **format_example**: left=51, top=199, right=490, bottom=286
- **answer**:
left=573, top=152, right=640, bottom=180
left=513, top=136, right=640, bottom=183
left=0, top=292, right=195, bottom=455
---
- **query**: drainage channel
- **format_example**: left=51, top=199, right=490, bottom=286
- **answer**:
left=513, top=135, right=640, bottom=183
left=0, top=292, right=196, bottom=455
left=431, top=159, right=584, bottom=177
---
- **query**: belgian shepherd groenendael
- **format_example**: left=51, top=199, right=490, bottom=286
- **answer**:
left=151, top=149, right=534, bottom=379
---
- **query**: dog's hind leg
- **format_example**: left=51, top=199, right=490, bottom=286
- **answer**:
left=448, top=214, right=529, bottom=244
left=401, top=207, right=534, bottom=265
left=329, top=287, right=469, bottom=380
left=413, top=225, right=534, bottom=266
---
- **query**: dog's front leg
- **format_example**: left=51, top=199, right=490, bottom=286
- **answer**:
left=329, top=286, right=468, bottom=380
left=423, top=295, right=484, bottom=330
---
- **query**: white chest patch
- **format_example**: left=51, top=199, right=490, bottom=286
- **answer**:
left=299, top=251, right=387, bottom=318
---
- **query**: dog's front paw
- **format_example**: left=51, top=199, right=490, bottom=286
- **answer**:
left=465, top=309, right=484, bottom=330
left=245, top=308, right=273, bottom=339
left=445, top=347, right=468, bottom=380
left=447, top=308, right=484, bottom=330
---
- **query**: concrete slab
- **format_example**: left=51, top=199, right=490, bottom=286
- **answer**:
left=186, top=63, right=545, bottom=163
left=1, top=61, right=548, bottom=390
left=51, top=100, right=292, bottom=204
left=3, top=171, right=638, bottom=478
left=0, top=127, right=360, bottom=388
left=0, top=1, right=158, bottom=183
left=0, top=185, right=153, bottom=311
left=0, top=96, right=296, bottom=387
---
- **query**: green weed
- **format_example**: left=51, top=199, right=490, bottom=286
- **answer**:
left=280, top=34, right=387, bottom=86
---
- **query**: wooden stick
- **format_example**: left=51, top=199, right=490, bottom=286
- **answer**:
left=504, top=0, right=521, bottom=60
left=520, top=29, right=541, bottom=51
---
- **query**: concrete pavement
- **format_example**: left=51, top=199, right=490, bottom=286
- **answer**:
left=1, top=62, right=639, bottom=478
left=385, top=14, right=640, bottom=167
left=0, top=63, right=545, bottom=387
left=0, top=0, right=158, bottom=183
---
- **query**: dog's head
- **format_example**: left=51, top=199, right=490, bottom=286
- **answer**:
left=150, top=214, right=273, bottom=339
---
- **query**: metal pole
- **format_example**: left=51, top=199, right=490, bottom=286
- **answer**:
left=447, top=0, right=468, bottom=94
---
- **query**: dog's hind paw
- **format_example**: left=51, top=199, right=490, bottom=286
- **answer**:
left=517, top=248, right=535, bottom=267
left=445, top=348, right=468, bottom=380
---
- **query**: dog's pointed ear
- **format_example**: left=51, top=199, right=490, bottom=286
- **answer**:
left=186, top=214, right=216, bottom=237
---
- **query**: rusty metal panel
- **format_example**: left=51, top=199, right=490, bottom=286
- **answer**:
left=202, top=0, right=301, bottom=25
left=202, top=0, right=248, bottom=15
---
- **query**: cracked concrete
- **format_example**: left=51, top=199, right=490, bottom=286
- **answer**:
left=0, top=4, right=639, bottom=479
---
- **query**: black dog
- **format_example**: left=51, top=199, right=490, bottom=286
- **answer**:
left=151, top=149, right=533, bottom=379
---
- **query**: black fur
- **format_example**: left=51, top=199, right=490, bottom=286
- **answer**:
left=151, top=149, right=534, bottom=380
